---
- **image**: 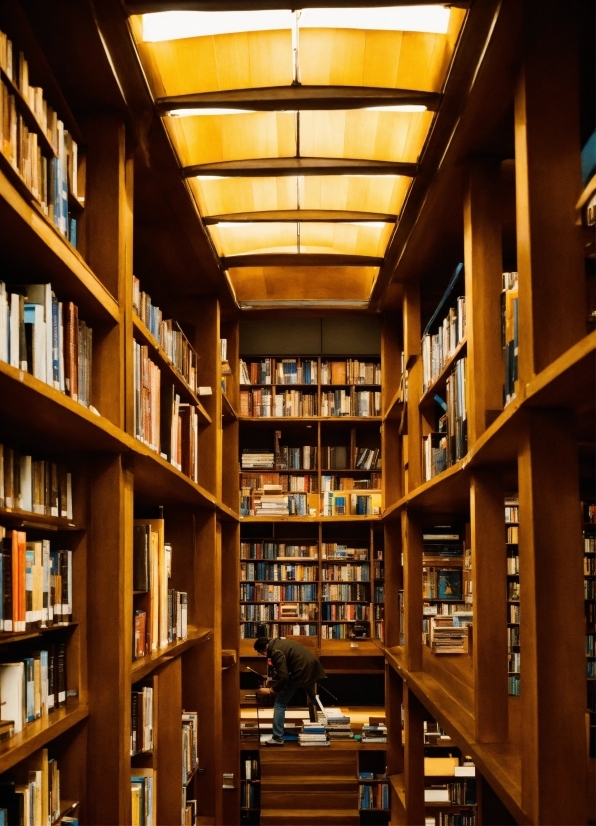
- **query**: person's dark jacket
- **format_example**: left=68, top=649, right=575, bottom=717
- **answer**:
left=267, top=638, right=326, bottom=693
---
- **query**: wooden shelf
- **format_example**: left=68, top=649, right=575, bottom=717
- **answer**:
left=0, top=168, right=118, bottom=326
left=238, top=417, right=382, bottom=423
left=0, top=506, right=80, bottom=531
left=419, top=338, right=467, bottom=408
left=389, top=773, right=406, bottom=809
left=0, top=622, right=78, bottom=646
left=576, top=174, right=596, bottom=212
left=241, top=515, right=381, bottom=522
left=131, top=626, right=212, bottom=681
left=51, top=800, right=79, bottom=826
left=0, top=702, right=89, bottom=775
left=222, top=391, right=238, bottom=421
left=132, top=314, right=211, bottom=424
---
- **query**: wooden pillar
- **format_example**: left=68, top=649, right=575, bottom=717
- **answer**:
left=518, top=410, right=586, bottom=824
left=194, top=511, right=223, bottom=823
left=221, top=519, right=241, bottom=825
left=403, top=510, right=423, bottom=672
left=470, top=471, right=508, bottom=742
left=403, top=283, right=422, bottom=494
left=382, top=312, right=403, bottom=508
left=384, top=521, right=403, bottom=649
left=155, top=658, right=183, bottom=826
left=463, top=158, right=504, bottom=444
left=385, top=665, right=404, bottom=776
left=403, top=685, right=425, bottom=826
left=514, top=0, right=585, bottom=384
left=79, top=114, right=132, bottom=430
left=87, top=455, right=133, bottom=825
left=194, top=299, right=222, bottom=498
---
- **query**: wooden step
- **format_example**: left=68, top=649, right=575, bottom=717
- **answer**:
left=260, top=809, right=360, bottom=825
left=261, top=790, right=359, bottom=809
left=260, top=749, right=357, bottom=779
left=262, top=775, right=356, bottom=793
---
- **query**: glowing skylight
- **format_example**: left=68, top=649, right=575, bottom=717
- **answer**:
left=169, top=108, right=257, bottom=117
left=142, top=6, right=451, bottom=42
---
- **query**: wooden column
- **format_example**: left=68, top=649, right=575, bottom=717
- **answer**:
left=385, top=665, right=404, bottom=776
left=403, top=281, right=422, bottom=494
left=221, top=320, right=240, bottom=510
left=518, top=410, right=586, bottom=824
left=221, top=519, right=241, bottom=825
left=463, top=158, right=504, bottom=444
left=403, top=685, right=425, bottom=826
left=384, top=521, right=403, bottom=649
left=470, top=471, right=508, bottom=742
left=382, top=312, right=403, bottom=508
left=155, top=659, right=183, bottom=826
left=514, top=0, right=585, bottom=384
left=195, top=299, right=222, bottom=498
left=403, top=510, right=423, bottom=672
left=79, top=114, right=132, bottom=430
left=194, top=511, right=223, bottom=824
left=87, top=455, right=133, bottom=825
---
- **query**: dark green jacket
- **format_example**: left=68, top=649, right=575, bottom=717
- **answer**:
left=267, top=638, right=326, bottom=693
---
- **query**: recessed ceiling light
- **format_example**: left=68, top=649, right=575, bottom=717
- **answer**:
left=299, top=7, right=450, bottom=34
left=169, top=108, right=257, bottom=117
left=364, top=105, right=427, bottom=113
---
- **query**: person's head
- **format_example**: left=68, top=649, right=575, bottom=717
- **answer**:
left=254, top=637, right=270, bottom=656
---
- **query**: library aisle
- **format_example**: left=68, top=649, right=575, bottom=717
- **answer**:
left=0, top=1, right=593, bottom=825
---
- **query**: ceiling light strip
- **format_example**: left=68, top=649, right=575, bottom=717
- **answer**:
left=183, top=157, right=418, bottom=178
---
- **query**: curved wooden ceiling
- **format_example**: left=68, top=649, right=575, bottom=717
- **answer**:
left=131, top=6, right=467, bottom=305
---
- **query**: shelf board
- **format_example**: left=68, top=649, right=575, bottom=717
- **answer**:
left=131, top=626, right=212, bottom=681
left=132, top=315, right=211, bottom=424
left=238, top=417, right=382, bottom=423
left=419, top=338, right=467, bottom=408
left=0, top=167, right=118, bottom=326
left=0, top=622, right=78, bottom=646
left=0, top=507, right=80, bottom=531
left=0, top=702, right=89, bottom=775
left=52, top=800, right=79, bottom=826
left=389, top=773, right=406, bottom=809
left=577, top=174, right=596, bottom=211
left=241, top=515, right=381, bottom=522
left=222, top=391, right=238, bottom=421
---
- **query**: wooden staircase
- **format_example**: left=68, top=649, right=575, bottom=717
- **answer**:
left=259, top=748, right=360, bottom=825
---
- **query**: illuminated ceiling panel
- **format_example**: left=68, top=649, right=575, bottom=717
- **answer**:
left=131, top=6, right=468, bottom=305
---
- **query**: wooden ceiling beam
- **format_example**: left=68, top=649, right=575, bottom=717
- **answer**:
left=183, top=157, right=417, bottom=178
left=204, top=209, right=397, bottom=224
left=221, top=253, right=383, bottom=267
left=127, top=1, right=471, bottom=13
left=156, top=86, right=441, bottom=113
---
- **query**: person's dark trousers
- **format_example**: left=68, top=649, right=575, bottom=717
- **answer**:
left=271, top=682, right=317, bottom=741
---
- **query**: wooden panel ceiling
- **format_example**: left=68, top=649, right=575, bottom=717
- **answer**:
left=228, top=265, right=378, bottom=301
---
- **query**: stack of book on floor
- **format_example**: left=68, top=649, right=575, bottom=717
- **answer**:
left=324, top=709, right=354, bottom=739
left=361, top=722, right=387, bottom=743
left=299, top=722, right=329, bottom=746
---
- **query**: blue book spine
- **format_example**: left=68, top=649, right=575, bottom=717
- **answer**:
left=52, top=296, right=60, bottom=386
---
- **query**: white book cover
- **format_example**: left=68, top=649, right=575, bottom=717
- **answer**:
left=424, top=788, right=450, bottom=803
left=0, top=282, right=7, bottom=363
left=9, top=292, right=20, bottom=369
left=19, top=455, right=32, bottom=512
left=0, top=661, right=25, bottom=733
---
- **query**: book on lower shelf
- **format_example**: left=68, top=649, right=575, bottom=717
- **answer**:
left=0, top=748, right=72, bottom=826
left=0, top=442, right=73, bottom=518
left=131, top=768, right=155, bottom=826
left=0, top=642, right=67, bottom=735
left=131, top=684, right=153, bottom=755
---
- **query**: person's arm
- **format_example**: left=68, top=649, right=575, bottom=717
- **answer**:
left=269, top=648, right=290, bottom=693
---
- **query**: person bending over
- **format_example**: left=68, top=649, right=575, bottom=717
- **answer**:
left=254, top=637, right=327, bottom=746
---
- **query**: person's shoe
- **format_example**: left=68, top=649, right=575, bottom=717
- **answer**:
left=264, top=737, right=284, bottom=746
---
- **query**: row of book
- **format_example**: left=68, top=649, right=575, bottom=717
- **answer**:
left=320, top=359, right=381, bottom=386
left=0, top=749, right=70, bottom=826
left=320, top=623, right=368, bottom=639
left=322, top=563, right=370, bottom=582
left=0, top=283, right=91, bottom=406
left=0, top=531, right=72, bottom=631
left=0, top=445, right=73, bottom=518
left=0, top=35, right=79, bottom=243
left=240, top=584, right=318, bottom=601
left=321, top=474, right=381, bottom=491
left=320, top=389, right=381, bottom=417
left=274, top=443, right=317, bottom=470
left=240, top=562, right=318, bottom=582
left=0, top=644, right=67, bottom=735
left=239, top=623, right=318, bottom=638
left=134, top=590, right=187, bottom=660
left=240, top=473, right=318, bottom=493
left=241, top=490, right=318, bottom=517
left=429, top=617, right=470, bottom=654
left=358, top=783, right=389, bottom=810
left=321, top=604, right=369, bottom=621
left=320, top=492, right=381, bottom=516
left=131, top=685, right=153, bottom=755
left=239, top=388, right=318, bottom=418
left=182, top=710, right=199, bottom=784
left=507, top=547, right=520, bottom=575
left=422, top=296, right=466, bottom=393
left=132, top=278, right=199, bottom=394
left=133, top=346, right=200, bottom=480
left=240, top=358, right=318, bottom=386
left=240, top=604, right=318, bottom=621
left=240, top=449, right=275, bottom=469
left=374, top=585, right=384, bottom=601
left=508, top=652, right=521, bottom=674
left=240, top=543, right=318, bottom=560
left=240, top=446, right=380, bottom=472
left=240, top=782, right=259, bottom=810
left=321, top=544, right=368, bottom=560
left=322, top=583, right=369, bottom=600
left=130, top=770, right=154, bottom=826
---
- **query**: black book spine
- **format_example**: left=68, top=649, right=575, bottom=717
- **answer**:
left=131, top=691, right=138, bottom=755
left=133, top=526, right=150, bottom=592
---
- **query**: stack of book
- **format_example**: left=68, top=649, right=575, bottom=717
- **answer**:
left=429, top=617, right=469, bottom=654
left=361, top=723, right=387, bottom=743
left=299, top=722, right=329, bottom=747
left=325, top=710, right=353, bottom=739
left=252, top=485, right=290, bottom=517
left=241, top=449, right=275, bottom=470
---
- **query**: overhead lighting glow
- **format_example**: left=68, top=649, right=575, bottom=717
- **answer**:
left=195, top=176, right=227, bottom=181
left=142, top=6, right=450, bottom=42
left=212, top=222, right=255, bottom=228
left=142, top=10, right=293, bottom=41
left=364, top=104, right=427, bottom=113
left=299, top=7, right=450, bottom=34
left=348, top=221, right=389, bottom=228
left=169, top=108, right=257, bottom=117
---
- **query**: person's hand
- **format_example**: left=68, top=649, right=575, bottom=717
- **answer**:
left=256, top=687, right=274, bottom=696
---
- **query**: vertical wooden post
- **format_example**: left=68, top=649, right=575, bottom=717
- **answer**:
left=155, top=658, right=183, bottom=826
left=221, top=519, right=241, bottom=825
left=514, top=0, right=585, bottom=384
left=384, top=521, right=403, bottom=649
left=382, top=312, right=403, bottom=508
left=87, top=455, right=133, bottom=825
left=79, top=114, right=131, bottom=430
left=403, top=685, right=425, bottom=826
left=463, top=158, right=504, bottom=444
left=470, top=471, right=508, bottom=742
left=403, top=510, right=423, bottom=672
left=403, top=284, right=422, bottom=493
left=385, top=665, right=404, bottom=776
left=518, top=410, right=586, bottom=824
left=194, top=511, right=223, bottom=823
left=195, top=299, right=222, bottom=498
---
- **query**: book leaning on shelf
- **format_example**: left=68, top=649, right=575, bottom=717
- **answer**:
left=0, top=283, right=92, bottom=408
left=0, top=31, right=81, bottom=245
left=0, top=528, right=73, bottom=632
left=422, top=356, right=467, bottom=481
left=0, top=748, right=67, bottom=826
left=0, top=444, right=72, bottom=517
left=422, top=296, right=466, bottom=393
left=0, top=643, right=67, bottom=735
